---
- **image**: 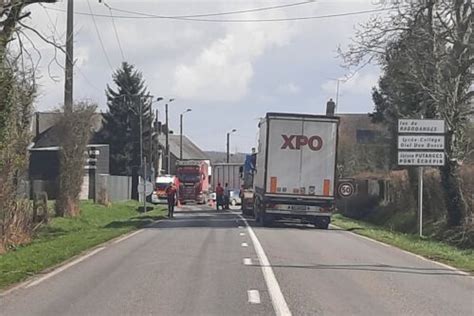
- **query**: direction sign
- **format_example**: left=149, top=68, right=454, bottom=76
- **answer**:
left=338, top=181, right=355, bottom=198
left=398, top=151, right=445, bottom=166
left=398, top=135, right=445, bottom=150
left=398, top=119, right=445, bottom=134
left=137, top=181, right=154, bottom=196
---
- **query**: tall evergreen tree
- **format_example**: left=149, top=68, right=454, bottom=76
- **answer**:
left=98, top=62, right=153, bottom=200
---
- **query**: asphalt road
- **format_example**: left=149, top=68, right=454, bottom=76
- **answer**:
left=1, top=205, right=473, bottom=316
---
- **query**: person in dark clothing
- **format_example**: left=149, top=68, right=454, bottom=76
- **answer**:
left=223, top=183, right=231, bottom=210
left=166, top=182, right=177, bottom=218
left=215, top=183, right=224, bottom=211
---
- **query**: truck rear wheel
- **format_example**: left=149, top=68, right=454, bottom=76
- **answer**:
left=258, top=213, right=271, bottom=227
left=314, top=216, right=330, bottom=230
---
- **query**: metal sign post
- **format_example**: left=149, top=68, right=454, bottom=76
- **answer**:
left=398, top=119, right=445, bottom=238
left=143, top=156, right=147, bottom=212
left=337, top=179, right=355, bottom=216
left=418, top=167, right=424, bottom=238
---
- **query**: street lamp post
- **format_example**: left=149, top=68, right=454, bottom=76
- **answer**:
left=165, top=98, right=175, bottom=174
left=227, top=129, right=237, bottom=163
left=150, top=97, right=163, bottom=171
left=180, top=109, right=192, bottom=161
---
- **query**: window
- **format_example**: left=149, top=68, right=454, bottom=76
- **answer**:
left=356, top=129, right=380, bottom=144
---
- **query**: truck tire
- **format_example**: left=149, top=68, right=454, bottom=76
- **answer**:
left=253, top=198, right=260, bottom=220
left=314, top=216, right=330, bottom=230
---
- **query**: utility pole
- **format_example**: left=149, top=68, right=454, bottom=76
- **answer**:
left=165, top=103, right=169, bottom=173
left=180, top=113, right=183, bottom=161
left=180, top=108, right=192, bottom=161
left=149, top=96, right=153, bottom=166
left=64, top=0, right=74, bottom=113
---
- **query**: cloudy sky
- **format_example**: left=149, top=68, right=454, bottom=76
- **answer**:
left=25, top=0, right=388, bottom=152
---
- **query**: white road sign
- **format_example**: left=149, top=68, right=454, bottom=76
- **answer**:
left=398, top=119, right=445, bottom=134
left=398, top=135, right=445, bottom=150
left=338, top=182, right=355, bottom=198
left=137, top=181, right=154, bottom=195
left=398, top=151, right=445, bottom=166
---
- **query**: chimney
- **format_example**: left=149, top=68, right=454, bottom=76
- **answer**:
left=326, top=98, right=336, bottom=117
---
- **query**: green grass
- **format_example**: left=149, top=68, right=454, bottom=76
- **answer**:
left=332, top=214, right=474, bottom=274
left=0, top=201, right=166, bottom=290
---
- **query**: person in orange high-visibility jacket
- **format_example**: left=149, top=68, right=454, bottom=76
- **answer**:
left=165, top=182, right=177, bottom=218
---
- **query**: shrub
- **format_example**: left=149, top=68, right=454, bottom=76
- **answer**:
left=55, top=102, right=97, bottom=217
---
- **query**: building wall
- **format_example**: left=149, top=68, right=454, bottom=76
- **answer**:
left=98, top=174, right=132, bottom=202
left=337, top=114, right=392, bottom=177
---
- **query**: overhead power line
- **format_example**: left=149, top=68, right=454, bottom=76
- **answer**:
left=108, top=1, right=315, bottom=19
left=44, top=7, right=399, bottom=23
left=86, top=0, right=114, bottom=71
left=103, top=1, right=125, bottom=61
left=41, top=4, right=101, bottom=93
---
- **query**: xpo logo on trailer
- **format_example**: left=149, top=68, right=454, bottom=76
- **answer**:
left=281, top=135, right=323, bottom=151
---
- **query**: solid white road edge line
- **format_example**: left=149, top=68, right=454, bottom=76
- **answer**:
left=330, top=224, right=472, bottom=278
left=243, top=258, right=253, bottom=265
left=112, top=229, right=144, bottom=244
left=1, top=218, right=164, bottom=296
left=248, top=290, right=261, bottom=304
left=26, top=246, right=106, bottom=288
left=237, top=214, right=292, bottom=316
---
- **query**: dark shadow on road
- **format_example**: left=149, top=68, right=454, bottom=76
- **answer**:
left=104, top=215, right=167, bottom=230
left=328, top=226, right=366, bottom=232
left=259, top=263, right=471, bottom=277
left=174, top=209, right=230, bottom=215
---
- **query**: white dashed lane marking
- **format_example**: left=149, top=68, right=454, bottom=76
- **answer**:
left=243, top=258, right=253, bottom=266
left=242, top=242, right=248, bottom=247
left=248, top=290, right=261, bottom=304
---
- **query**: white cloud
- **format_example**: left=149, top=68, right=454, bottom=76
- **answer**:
left=171, top=4, right=298, bottom=102
left=277, top=82, right=301, bottom=95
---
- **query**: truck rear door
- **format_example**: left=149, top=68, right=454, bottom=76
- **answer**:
left=266, top=116, right=338, bottom=199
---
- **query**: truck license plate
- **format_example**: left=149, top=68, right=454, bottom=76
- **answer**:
left=291, top=205, right=307, bottom=211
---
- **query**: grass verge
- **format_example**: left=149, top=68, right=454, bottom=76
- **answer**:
left=332, top=214, right=474, bottom=274
left=0, top=201, right=166, bottom=290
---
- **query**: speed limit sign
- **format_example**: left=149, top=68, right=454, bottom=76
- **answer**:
left=338, top=181, right=355, bottom=198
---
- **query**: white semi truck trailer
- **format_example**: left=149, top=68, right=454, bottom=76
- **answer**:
left=253, top=113, right=339, bottom=229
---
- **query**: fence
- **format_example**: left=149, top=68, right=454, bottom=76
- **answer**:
left=98, top=174, right=132, bottom=202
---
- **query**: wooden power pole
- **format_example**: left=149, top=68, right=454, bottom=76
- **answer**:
left=64, top=0, right=74, bottom=113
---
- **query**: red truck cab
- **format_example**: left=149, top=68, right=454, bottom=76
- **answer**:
left=176, top=160, right=209, bottom=204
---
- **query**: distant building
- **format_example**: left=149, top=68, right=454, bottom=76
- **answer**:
left=29, top=112, right=109, bottom=200
left=157, top=134, right=209, bottom=175
left=337, top=113, right=392, bottom=177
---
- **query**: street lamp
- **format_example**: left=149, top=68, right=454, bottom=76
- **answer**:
left=180, top=108, right=192, bottom=161
left=149, top=97, right=163, bottom=176
left=227, top=128, right=237, bottom=163
left=165, top=98, right=175, bottom=174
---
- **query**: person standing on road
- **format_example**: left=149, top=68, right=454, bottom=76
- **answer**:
left=224, top=183, right=231, bottom=210
left=166, top=182, right=177, bottom=218
left=215, top=183, right=224, bottom=211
